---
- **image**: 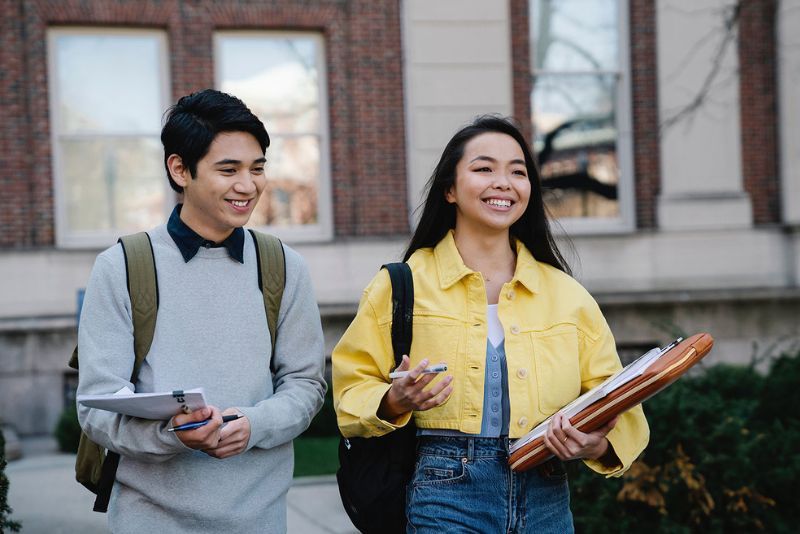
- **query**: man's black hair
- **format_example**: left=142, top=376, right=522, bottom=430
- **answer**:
left=160, top=89, right=270, bottom=193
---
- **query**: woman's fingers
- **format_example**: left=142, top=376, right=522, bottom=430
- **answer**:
left=544, top=412, right=572, bottom=459
left=402, top=358, right=430, bottom=382
left=418, top=378, right=454, bottom=410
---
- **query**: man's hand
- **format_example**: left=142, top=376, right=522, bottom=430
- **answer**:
left=543, top=412, right=620, bottom=463
left=378, top=356, right=453, bottom=420
left=204, top=408, right=251, bottom=459
left=171, top=406, right=223, bottom=450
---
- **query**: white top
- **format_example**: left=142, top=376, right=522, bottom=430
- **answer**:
left=487, top=304, right=505, bottom=348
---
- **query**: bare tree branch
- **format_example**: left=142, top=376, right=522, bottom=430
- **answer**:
left=660, top=1, right=743, bottom=132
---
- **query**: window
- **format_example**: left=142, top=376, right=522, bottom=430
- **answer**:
left=48, top=28, right=170, bottom=247
left=531, top=0, right=634, bottom=232
left=215, top=32, right=332, bottom=241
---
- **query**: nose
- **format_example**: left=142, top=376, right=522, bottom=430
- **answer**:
left=491, top=172, right=512, bottom=190
left=233, top=170, right=257, bottom=194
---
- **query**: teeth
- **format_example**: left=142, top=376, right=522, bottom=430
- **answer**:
left=485, top=199, right=511, bottom=208
left=231, top=200, right=248, bottom=207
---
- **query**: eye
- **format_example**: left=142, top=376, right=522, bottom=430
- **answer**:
left=475, top=166, right=492, bottom=172
left=513, top=169, right=527, bottom=177
left=251, top=166, right=265, bottom=175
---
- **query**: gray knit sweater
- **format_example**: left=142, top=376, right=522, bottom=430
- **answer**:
left=77, top=224, right=326, bottom=533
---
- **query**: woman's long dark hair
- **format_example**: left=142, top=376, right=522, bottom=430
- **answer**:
left=403, top=115, right=571, bottom=275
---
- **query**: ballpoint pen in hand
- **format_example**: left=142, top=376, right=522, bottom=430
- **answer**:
left=167, top=413, right=242, bottom=432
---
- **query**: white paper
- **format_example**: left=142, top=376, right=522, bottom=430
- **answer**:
left=78, top=387, right=207, bottom=420
left=509, top=342, right=677, bottom=454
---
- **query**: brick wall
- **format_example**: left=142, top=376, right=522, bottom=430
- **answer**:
left=509, top=0, right=533, bottom=144
left=0, top=0, right=408, bottom=248
left=739, top=0, right=780, bottom=224
left=629, top=0, right=660, bottom=229
left=0, top=0, right=35, bottom=246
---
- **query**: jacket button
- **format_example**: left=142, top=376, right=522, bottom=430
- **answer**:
left=516, top=368, right=528, bottom=379
left=506, top=290, right=516, bottom=300
left=510, top=325, right=520, bottom=335
left=518, top=416, right=528, bottom=427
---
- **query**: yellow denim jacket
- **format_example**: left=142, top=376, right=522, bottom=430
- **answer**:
left=332, top=231, right=649, bottom=476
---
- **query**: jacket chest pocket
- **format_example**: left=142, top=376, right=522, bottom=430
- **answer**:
left=530, top=325, right=581, bottom=416
left=409, top=316, right=465, bottom=410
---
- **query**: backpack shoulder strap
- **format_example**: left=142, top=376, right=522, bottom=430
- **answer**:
left=118, top=232, right=158, bottom=381
left=381, top=262, right=414, bottom=368
left=91, top=232, right=158, bottom=513
left=248, top=229, right=286, bottom=361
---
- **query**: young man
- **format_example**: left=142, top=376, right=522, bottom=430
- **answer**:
left=77, top=89, right=326, bottom=532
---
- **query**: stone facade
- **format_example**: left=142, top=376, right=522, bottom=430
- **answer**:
left=1, top=0, right=799, bottom=436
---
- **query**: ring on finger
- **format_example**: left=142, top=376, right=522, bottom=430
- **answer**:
left=562, top=436, right=568, bottom=443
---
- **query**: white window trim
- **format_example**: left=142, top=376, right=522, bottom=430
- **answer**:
left=532, top=0, right=635, bottom=235
left=48, top=27, right=172, bottom=249
left=213, top=30, right=333, bottom=243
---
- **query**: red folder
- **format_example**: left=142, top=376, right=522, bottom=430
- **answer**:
left=508, top=333, right=714, bottom=472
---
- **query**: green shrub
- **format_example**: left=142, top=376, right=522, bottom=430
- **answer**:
left=569, top=351, right=800, bottom=533
left=54, top=404, right=81, bottom=453
left=0, top=427, right=22, bottom=532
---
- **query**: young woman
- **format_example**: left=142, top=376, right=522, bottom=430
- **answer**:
left=333, top=116, right=649, bottom=532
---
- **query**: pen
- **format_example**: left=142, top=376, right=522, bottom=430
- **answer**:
left=660, top=337, right=684, bottom=355
left=389, top=364, right=448, bottom=380
left=167, top=413, right=242, bottom=432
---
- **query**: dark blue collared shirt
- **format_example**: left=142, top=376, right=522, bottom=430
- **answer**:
left=166, top=204, right=245, bottom=263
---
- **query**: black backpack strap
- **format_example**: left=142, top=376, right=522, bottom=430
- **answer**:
left=381, top=263, right=413, bottom=366
left=93, top=232, right=158, bottom=513
left=248, top=229, right=286, bottom=375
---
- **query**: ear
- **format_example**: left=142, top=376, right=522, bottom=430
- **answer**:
left=445, top=185, right=456, bottom=204
left=167, top=154, right=190, bottom=188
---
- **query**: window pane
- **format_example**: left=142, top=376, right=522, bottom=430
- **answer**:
left=54, top=33, right=163, bottom=134
left=532, top=0, right=618, bottom=71
left=533, top=73, right=619, bottom=218
left=249, top=135, right=320, bottom=227
left=61, top=137, right=165, bottom=232
left=218, top=36, right=320, bottom=134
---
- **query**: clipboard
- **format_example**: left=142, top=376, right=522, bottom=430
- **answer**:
left=508, top=333, right=714, bottom=472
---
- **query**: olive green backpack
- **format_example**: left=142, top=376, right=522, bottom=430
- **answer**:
left=68, top=229, right=285, bottom=512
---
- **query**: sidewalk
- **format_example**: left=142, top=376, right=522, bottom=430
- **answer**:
left=5, top=438, right=357, bottom=533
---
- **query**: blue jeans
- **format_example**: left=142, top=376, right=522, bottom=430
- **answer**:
left=406, top=436, right=574, bottom=533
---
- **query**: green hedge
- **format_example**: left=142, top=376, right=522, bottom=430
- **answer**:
left=568, top=351, right=800, bottom=533
left=0, top=427, right=21, bottom=532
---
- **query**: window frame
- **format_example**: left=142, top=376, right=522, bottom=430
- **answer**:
left=213, top=30, right=334, bottom=242
left=48, top=27, right=172, bottom=249
left=530, top=0, right=635, bottom=234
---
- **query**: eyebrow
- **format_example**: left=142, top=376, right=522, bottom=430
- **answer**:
left=469, top=155, right=526, bottom=166
left=213, top=157, right=267, bottom=166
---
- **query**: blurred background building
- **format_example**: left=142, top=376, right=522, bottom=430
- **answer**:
left=1, top=0, right=798, bottom=438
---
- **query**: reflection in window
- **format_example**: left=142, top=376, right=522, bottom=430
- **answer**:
left=49, top=29, right=169, bottom=243
left=216, top=33, right=327, bottom=231
left=531, top=0, right=622, bottom=219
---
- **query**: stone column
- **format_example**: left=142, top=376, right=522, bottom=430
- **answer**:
left=402, top=0, right=514, bottom=222
left=778, top=0, right=800, bottom=226
left=656, top=0, right=752, bottom=230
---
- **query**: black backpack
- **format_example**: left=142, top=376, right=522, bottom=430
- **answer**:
left=336, top=262, right=416, bottom=534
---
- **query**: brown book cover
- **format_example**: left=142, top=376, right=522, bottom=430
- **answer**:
left=508, top=333, right=714, bottom=472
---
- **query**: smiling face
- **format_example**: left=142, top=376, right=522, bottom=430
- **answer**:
left=445, top=132, right=531, bottom=237
left=168, top=131, right=266, bottom=242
